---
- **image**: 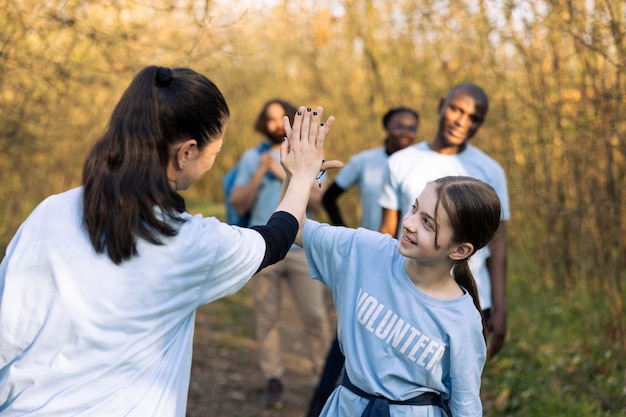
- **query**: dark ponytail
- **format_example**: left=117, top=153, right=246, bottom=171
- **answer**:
left=155, top=66, right=173, bottom=86
left=433, top=176, right=502, bottom=337
left=82, top=65, right=229, bottom=264
left=452, top=259, right=485, bottom=338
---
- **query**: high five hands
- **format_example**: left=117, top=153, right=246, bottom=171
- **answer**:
left=281, top=106, right=343, bottom=182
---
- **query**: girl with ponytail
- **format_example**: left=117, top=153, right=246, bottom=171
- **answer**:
left=291, top=175, right=502, bottom=417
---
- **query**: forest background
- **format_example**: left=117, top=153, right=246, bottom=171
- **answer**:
left=1, top=0, right=625, bottom=416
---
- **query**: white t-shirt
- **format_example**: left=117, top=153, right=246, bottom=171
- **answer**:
left=334, top=147, right=388, bottom=231
left=378, top=142, right=510, bottom=310
left=303, top=220, right=486, bottom=417
left=0, top=187, right=266, bottom=416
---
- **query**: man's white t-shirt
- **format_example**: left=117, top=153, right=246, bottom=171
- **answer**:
left=378, top=141, right=510, bottom=310
left=0, top=187, right=266, bottom=416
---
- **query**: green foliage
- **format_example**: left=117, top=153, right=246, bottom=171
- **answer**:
left=480, top=255, right=626, bottom=416
left=184, top=198, right=226, bottom=221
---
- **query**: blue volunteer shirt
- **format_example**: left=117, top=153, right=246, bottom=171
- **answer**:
left=302, top=220, right=486, bottom=417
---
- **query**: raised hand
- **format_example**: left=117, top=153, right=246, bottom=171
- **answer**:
left=281, top=106, right=342, bottom=182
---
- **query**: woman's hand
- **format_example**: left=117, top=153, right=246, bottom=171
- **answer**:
left=275, top=105, right=343, bottom=244
left=281, top=106, right=343, bottom=182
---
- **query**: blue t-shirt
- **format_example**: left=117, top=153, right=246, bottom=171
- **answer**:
left=302, top=220, right=486, bottom=417
left=334, top=147, right=388, bottom=231
left=233, top=144, right=284, bottom=227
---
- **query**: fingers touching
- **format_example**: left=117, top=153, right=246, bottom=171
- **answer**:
left=283, top=106, right=333, bottom=147
left=282, top=106, right=342, bottom=177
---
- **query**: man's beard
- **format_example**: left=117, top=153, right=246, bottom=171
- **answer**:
left=267, top=132, right=285, bottom=144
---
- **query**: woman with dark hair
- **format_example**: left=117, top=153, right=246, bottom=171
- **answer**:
left=0, top=66, right=340, bottom=417
left=323, top=106, right=419, bottom=234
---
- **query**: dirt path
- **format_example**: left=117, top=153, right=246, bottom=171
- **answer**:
left=186, top=281, right=335, bottom=417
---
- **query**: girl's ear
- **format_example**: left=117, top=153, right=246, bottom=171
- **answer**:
left=449, top=242, right=474, bottom=261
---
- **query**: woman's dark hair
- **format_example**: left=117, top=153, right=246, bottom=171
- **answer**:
left=381, top=106, right=419, bottom=129
left=253, top=98, right=298, bottom=137
left=82, top=65, right=230, bottom=264
left=432, top=176, right=502, bottom=330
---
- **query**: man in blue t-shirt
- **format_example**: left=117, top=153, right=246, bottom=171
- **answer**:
left=230, top=99, right=330, bottom=410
